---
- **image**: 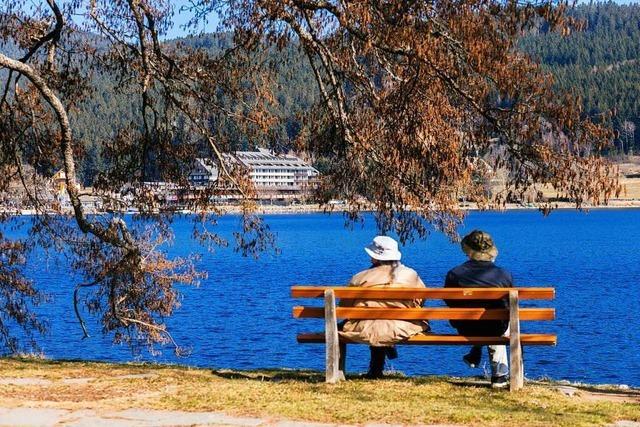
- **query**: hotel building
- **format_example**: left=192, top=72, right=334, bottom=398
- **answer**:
left=188, top=149, right=319, bottom=196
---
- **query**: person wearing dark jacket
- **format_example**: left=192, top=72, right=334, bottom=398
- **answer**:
left=444, top=230, right=512, bottom=388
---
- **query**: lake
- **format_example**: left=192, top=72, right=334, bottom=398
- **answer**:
left=3, top=209, right=640, bottom=386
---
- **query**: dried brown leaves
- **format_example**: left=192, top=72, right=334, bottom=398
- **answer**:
left=0, top=0, right=619, bottom=353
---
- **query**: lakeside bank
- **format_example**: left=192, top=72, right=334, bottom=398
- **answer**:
left=4, top=199, right=640, bottom=217
left=0, top=358, right=638, bottom=427
left=249, top=200, right=640, bottom=215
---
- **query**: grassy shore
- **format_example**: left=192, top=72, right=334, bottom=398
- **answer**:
left=0, top=358, right=638, bottom=426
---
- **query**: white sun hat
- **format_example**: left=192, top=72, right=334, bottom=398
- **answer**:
left=364, top=235, right=402, bottom=261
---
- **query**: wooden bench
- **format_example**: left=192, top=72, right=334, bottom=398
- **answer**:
left=291, top=286, right=556, bottom=391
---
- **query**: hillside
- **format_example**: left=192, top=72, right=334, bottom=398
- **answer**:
left=520, top=2, right=640, bottom=155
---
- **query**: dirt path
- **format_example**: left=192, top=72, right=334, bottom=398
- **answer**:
left=0, top=406, right=637, bottom=427
left=0, top=406, right=468, bottom=427
left=1, top=407, right=260, bottom=427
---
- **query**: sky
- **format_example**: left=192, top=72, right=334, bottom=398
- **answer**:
left=18, top=0, right=218, bottom=40
left=164, top=0, right=220, bottom=40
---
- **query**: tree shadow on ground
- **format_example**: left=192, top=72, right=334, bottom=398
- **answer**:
left=445, top=376, right=494, bottom=388
left=209, top=369, right=640, bottom=403
left=211, top=368, right=325, bottom=383
left=210, top=368, right=492, bottom=388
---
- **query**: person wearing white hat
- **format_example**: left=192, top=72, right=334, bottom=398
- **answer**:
left=340, top=235, right=430, bottom=378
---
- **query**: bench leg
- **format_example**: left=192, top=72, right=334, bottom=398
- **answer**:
left=339, top=342, right=347, bottom=381
left=324, top=289, right=342, bottom=383
left=509, top=290, right=524, bottom=391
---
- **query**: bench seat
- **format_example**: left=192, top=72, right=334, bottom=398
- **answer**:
left=297, top=332, right=557, bottom=346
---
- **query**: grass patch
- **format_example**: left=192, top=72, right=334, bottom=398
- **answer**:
left=0, top=358, right=638, bottom=426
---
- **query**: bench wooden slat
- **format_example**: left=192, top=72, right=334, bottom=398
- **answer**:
left=293, top=306, right=555, bottom=321
left=297, top=332, right=557, bottom=346
left=291, top=286, right=555, bottom=300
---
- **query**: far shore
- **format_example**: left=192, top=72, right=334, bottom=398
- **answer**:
left=4, top=199, right=640, bottom=217
left=250, top=200, right=640, bottom=215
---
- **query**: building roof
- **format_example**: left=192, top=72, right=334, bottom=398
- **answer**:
left=233, top=148, right=318, bottom=172
left=192, top=158, right=219, bottom=176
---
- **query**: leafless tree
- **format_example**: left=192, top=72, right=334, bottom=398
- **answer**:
left=621, top=120, right=636, bottom=156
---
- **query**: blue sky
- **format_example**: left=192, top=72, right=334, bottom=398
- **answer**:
left=23, top=0, right=218, bottom=40
left=164, top=0, right=219, bottom=39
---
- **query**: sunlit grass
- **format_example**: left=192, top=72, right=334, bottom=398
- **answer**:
left=0, top=358, right=638, bottom=426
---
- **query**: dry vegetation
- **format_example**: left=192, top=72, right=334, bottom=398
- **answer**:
left=0, top=358, right=638, bottom=426
left=486, top=156, right=640, bottom=205
left=616, top=156, right=640, bottom=200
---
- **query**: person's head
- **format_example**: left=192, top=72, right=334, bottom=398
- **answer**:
left=364, top=235, right=401, bottom=266
left=461, top=230, right=498, bottom=262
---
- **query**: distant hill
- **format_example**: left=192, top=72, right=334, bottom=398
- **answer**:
left=520, top=2, right=640, bottom=155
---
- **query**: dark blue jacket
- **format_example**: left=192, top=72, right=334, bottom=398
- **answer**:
left=444, top=260, right=513, bottom=336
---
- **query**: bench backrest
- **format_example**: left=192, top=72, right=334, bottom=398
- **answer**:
left=291, top=286, right=555, bottom=321
left=292, top=286, right=555, bottom=300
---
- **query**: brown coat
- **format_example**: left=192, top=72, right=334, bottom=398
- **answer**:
left=339, top=263, right=430, bottom=347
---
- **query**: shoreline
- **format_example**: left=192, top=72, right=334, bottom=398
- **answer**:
left=4, top=200, right=640, bottom=217
left=251, top=200, right=640, bottom=215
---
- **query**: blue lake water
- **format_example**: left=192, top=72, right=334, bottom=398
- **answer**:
left=3, top=209, right=640, bottom=386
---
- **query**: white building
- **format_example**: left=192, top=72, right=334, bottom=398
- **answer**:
left=188, top=158, right=219, bottom=187
left=234, top=148, right=319, bottom=192
left=188, top=149, right=319, bottom=195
